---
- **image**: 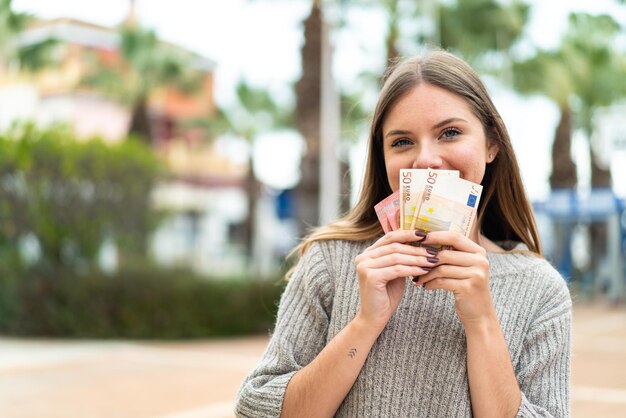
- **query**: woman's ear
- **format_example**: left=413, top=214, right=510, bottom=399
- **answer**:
left=486, top=128, right=500, bottom=163
left=487, top=142, right=499, bottom=163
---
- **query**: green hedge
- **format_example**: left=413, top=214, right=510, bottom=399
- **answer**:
left=0, top=123, right=163, bottom=271
left=0, top=266, right=286, bottom=339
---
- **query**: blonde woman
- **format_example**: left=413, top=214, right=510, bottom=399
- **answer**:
left=236, top=49, right=571, bottom=418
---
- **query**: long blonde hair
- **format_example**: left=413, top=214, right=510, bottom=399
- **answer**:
left=291, top=49, right=542, bottom=267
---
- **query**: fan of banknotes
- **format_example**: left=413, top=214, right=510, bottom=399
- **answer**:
left=375, top=169, right=483, bottom=237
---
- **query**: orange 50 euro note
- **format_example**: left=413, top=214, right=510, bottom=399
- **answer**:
left=411, top=170, right=483, bottom=237
left=399, top=169, right=459, bottom=230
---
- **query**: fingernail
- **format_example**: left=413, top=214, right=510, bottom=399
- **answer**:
left=421, top=266, right=432, bottom=271
left=427, top=257, right=439, bottom=264
left=415, top=230, right=427, bottom=242
left=426, top=247, right=439, bottom=256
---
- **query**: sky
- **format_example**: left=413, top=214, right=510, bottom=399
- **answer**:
left=11, top=0, right=626, bottom=198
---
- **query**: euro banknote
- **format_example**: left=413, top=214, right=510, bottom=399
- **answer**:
left=411, top=171, right=482, bottom=237
left=374, top=190, right=400, bottom=233
left=374, top=169, right=482, bottom=239
left=399, top=169, right=459, bottom=231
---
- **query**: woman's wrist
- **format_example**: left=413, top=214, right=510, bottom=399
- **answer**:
left=461, top=311, right=501, bottom=337
left=353, top=311, right=387, bottom=340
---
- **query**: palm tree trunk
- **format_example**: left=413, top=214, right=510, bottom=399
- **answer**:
left=244, top=161, right=259, bottom=262
left=589, top=144, right=612, bottom=295
left=295, top=1, right=323, bottom=236
left=385, top=0, right=400, bottom=69
left=549, top=106, right=577, bottom=189
left=129, top=97, right=152, bottom=145
left=591, top=153, right=611, bottom=188
left=549, top=106, right=577, bottom=283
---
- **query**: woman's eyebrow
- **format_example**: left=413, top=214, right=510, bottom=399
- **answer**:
left=384, top=129, right=412, bottom=138
left=384, top=117, right=469, bottom=139
left=432, top=117, right=468, bottom=130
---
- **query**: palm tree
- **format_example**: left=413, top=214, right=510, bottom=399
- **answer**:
left=207, top=80, right=294, bottom=264
left=364, top=0, right=530, bottom=74
left=81, top=23, right=201, bottom=144
left=511, top=49, right=578, bottom=188
left=556, top=13, right=626, bottom=287
left=438, top=0, right=529, bottom=70
left=333, top=0, right=530, bottom=98
left=562, top=13, right=626, bottom=188
left=512, top=13, right=626, bottom=188
left=511, top=45, right=579, bottom=282
left=512, top=12, right=626, bottom=285
left=0, top=0, right=57, bottom=75
left=294, top=0, right=324, bottom=236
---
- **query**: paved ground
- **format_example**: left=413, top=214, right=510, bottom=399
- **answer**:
left=1, top=301, right=625, bottom=417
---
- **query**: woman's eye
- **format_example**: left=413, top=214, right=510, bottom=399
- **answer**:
left=441, top=128, right=461, bottom=139
left=391, top=138, right=412, bottom=147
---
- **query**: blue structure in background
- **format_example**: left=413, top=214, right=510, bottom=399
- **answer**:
left=533, top=188, right=626, bottom=301
left=276, top=189, right=296, bottom=220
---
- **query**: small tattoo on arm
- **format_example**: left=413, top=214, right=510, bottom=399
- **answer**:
left=348, top=348, right=357, bottom=359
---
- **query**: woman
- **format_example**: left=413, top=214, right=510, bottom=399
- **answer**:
left=235, top=49, right=571, bottom=417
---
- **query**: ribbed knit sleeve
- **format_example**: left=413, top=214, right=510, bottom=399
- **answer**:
left=234, top=242, right=334, bottom=418
left=514, top=262, right=572, bottom=418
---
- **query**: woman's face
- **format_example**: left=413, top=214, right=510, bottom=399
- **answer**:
left=382, top=83, right=498, bottom=192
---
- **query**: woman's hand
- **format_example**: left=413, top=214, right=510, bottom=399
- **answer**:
left=354, top=230, right=437, bottom=332
left=412, top=231, right=494, bottom=326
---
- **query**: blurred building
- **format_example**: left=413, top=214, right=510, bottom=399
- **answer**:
left=0, top=16, right=249, bottom=275
left=1, top=17, right=216, bottom=142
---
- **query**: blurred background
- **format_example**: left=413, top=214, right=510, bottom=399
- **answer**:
left=0, top=0, right=625, bottom=417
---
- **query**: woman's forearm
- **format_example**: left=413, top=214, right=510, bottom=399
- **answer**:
left=465, top=315, right=521, bottom=418
left=280, top=315, right=382, bottom=418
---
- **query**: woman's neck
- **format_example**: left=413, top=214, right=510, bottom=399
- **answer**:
left=471, top=225, right=504, bottom=253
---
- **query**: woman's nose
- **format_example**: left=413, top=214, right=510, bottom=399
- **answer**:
left=411, top=143, right=443, bottom=169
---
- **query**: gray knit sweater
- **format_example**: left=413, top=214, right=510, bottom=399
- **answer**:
left=235, top=239, right=572, bottom=417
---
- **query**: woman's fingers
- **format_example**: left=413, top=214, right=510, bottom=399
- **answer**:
left=361, top=252, right=438, bottom=270
left=396, top=230, right=495, bottom=324
left=367, top=229, right=429, bottom=251
left=420, top=277, right=471, bottom=293
left=357, top=229, right=492, bottom=287
left=412, top=263, right=489, bottom=286
left=431, top=248, right=488, bottom=268
left=360, top=241, right=435, bottom=261
left=360, top=264, right=434, bottom=283
left=356, top=231, right=434, bottom=285
left=420, top=231, right=485, bottom=255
